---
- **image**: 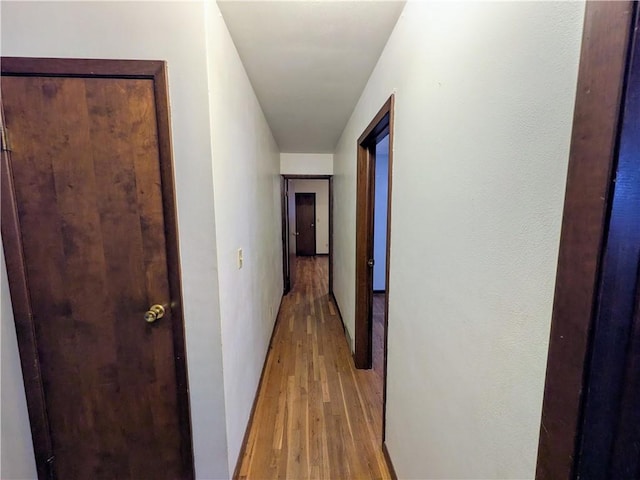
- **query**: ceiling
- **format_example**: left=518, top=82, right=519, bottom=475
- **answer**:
left=217, top=1, right=406, bottom=153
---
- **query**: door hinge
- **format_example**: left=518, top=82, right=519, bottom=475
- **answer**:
left=1, top=126, right=12, bottom=152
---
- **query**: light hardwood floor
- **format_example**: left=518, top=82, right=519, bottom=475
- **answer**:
left=372, top=293, right=386, bottom=383
left=236, top=256, right=390, bottom=479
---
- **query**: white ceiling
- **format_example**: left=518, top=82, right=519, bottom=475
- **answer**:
left=217, top=1, right=406, bottom=153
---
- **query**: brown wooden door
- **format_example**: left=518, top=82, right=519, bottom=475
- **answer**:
left=1, top=59, right=193, bottom=479
left=295, top=193, right=316, bottom=256
left=281, top=178, right=295, bottom=293
left=286, top=180, right=296, bottom=290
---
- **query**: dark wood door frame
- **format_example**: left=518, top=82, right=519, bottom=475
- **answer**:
left=535, top=2, right=637, bottom=479
left=575, top=11, right=640, bottom=476
left=354, top=95, right=394, bottom=372
left=280, top=174, right=333, bottom=295
left=0, top=57, right=194, bottom=479
left=281, top=177, right=291, bottom=292
left=295, top=192, right=317, bottom=256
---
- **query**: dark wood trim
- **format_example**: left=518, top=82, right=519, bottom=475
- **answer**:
left=232, top=295, right=285, bottom=480
left=358, top=96, right=393, bottom=145
left=373, top=289, right=386, bottom=294
left=575, top=9, right=640, bottom=476
left=152, top=61, right=195, bottom=477
left=535, top=3, right=636, bottom=479
left=281, top=175, right=333, bottom=294
left=282, top=174, right=332, bottom=180
left=354, top=95, right=394, bottom=370
left=0, top=103, right=53, bottom=480
left=329, top=176, right=334, bottom=295
left=0, top=57, right=195, bottom=479
left=382, top=443, right=398, bottom=480
left=382, top=95, right=394, bottom=441
left=1, top=57, right=164, bottom=78
left=281, top=178, right=290, bottom=294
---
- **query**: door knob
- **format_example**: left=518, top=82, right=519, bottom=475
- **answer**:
left=144, top=304, right=165, bottom=323
left=368, top=259, right=375, bottom=267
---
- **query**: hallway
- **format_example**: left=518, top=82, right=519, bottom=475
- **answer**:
left=237, top=257, right=390, bottom=479
left=0, top=2, right=595, bottom=478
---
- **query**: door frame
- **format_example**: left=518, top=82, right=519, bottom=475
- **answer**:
left=354, top=95, right=394, bottom=372
left=535, top=2, right=637, bottom=479
left=281, top=174, right=333, bottom=294
left=0, top=57, right=194, bottom=479
left=295, top=192, right=317, bottom=256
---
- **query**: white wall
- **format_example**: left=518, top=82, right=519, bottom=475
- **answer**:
left=205, top=2, right=283, bottom=475
left=1, top=2, right=229, bottom=478
left=1, top=250, right=37, bottom=479
left=292, top=180, right=329, bottom=255
left=333, top=2, right=585, bottom=478
left=280, top=153, right=333, bottom=175
left=373, top=136, right=389, bottom=291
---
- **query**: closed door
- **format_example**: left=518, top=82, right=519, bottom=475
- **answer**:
left=284, top=179, right=296, bottom=291
left=1, top=59, right=193, bottom=479
left=295, top=193, right=316, bottom=256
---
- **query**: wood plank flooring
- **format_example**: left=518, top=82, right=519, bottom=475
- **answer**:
left=237, top=256, right=390, bottom=479
left=372, top=293, right=386, bottom=382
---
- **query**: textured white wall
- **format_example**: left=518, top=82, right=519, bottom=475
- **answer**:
left=333, top=2, right=585, bottom=478
left=1, top=2, right=230, bottom=477
left=205, top=2, right=283, bottom=475
left=280, top=153, right=333, bottom=175
left=292, top=179, right=330, bottom=255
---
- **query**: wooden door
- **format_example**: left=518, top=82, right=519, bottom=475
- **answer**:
left=287, top=181, right=297, bottom=288
left=281, top=178, right=296, bottom=293
left=295, top=193, right=316, bottom=256
left=1, top=58, right=193, bottom=479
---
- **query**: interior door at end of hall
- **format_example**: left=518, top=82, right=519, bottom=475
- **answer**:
left=1, top=70, right=193, bottom=479
left=286, top=180, right=296, bottom=288
left=295, top=192, right=316, bottom=256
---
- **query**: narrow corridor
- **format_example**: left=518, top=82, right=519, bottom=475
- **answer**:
left=237, top=257, right=390, bottom=479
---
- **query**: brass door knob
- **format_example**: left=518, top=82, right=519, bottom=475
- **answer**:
left=144, top=304, right=165, bottom=323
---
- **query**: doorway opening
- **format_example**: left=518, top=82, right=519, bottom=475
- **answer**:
left=354, top=95, right=394, bottom=443
left=281, top=175, right=333, bottom=296
left=372, top=133, right=390, bottom=421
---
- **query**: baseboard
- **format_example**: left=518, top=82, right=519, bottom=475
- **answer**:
left=330, top=291, right=352, bottom=352
left=232, top=295, right=284, bottom=479
left=373, top=289, right=386, bottom=294
left=316, top=253, right=329, bottom=257
left=383, top=443, right=398, bottom=480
